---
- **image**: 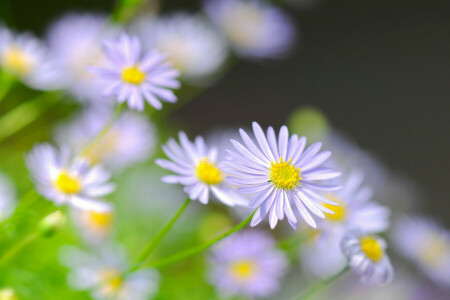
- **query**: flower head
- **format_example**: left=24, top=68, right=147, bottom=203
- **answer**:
left=26, top=143, right=115, bottom=211
left=156, top=132, right=247, bottom=206
left=341, top=230, right=394, bottom=285
left=89, top=33, right=180, bottom=111
left=72, top=206, right=115, bottom=244
left=209, top=231, right=288, bottom=298
left=204, top=0, right=295, bottom=59
left=0, top=26, right=63, bottom=90
left=392, top=216, right=450, bottom=288
left=224, top=122, right=341, bottom=229
left=137, top=13, right=228, bottom=82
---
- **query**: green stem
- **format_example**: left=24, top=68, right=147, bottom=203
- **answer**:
left=0, top=91, right=62, bottom=143
left=130, top=197, right=191, bottom=270
left=291, top=267, right=349, bottom=300
left=0, top=73, right=16, bottom=103
left=112, top=0, right=147, bottom=23
left=0, top=190, right=39, bottom=230
left=81, top=102, right=125, bottom=156
left=140, top=211, right=256, bottom=270
left=0, top=232, right=38, bottom=267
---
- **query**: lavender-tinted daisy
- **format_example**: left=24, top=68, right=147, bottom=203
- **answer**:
left=224, top=122, right=341, bottom=229
left=341, top=230, right=394, bottom=285
left=204, top=0, right=295, bottom=59
left=137, top=13, right=228, bottom=82
left=0, top=26, right=63, bottom=90
left=60, top=246, right=159, bottom=300
left=72, top=206, right=114, bottom=244
left=26, top=143, right=115, bottom=211
left=55, top=106, right=156, bottom=172
left=156, top=132, right=248, bottom=206
left=46, top=13, right=117, bottom=102
left=392, top=216, right=450, bottom=288
left=0, top=172, right=15, bottom=221
left=88, top=33, right=180, bottom=111
left=209, top=231, right=288, bottom=298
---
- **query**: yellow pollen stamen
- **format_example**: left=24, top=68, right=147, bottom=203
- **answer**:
left=269, top=157, right=301, bottom=190
left=121, top=66, right=146, bottom=84
left=87, top=211, right=113, bottom=229
left=419, top=234, right=449, bottom=266
left=196, top=158, right=223, bottom=185
left=54, top=171, right=82, bottom=194
left=1, top=46, right=32, bottom=76
left=323, top=196, right=347, bottom=222
left=230, top=260, right=256, bottom=281
left=100, top=269, right=123, bottom=293
left=360, top=236, right=384, bottom=262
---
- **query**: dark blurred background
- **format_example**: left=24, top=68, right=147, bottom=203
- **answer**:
left=1, top=0, right=449, bottom=222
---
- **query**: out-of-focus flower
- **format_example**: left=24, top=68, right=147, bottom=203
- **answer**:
left=46, top=13, right=117, bottom=102
left=341, top=230, right=394, bottom=285
left=209, top=231, right=288, bottom=298
left=392, top=216, right=450, bottom=288
left=156, top=132, right=247, bottom=206
left=204, top=0, right=295, bottom=59
left=224, top=122, right=341, bottom=229
left=300, top=171, right=390, bottom=279
left=60, top=246, right=159, bottom=300
left=137, top=13, right=228, bottom=83
left=0, top=288, right=18, bottom=300
left=26, top=143, right=115, bottom=211
left=88, top=33, right=180, bottom=111
left=72, top=206, right=114, bottom=244
left=55, top=106, right=156, bottom=172
left=0, top=26, right=63, bottom=90
left=0, top=172, right=15, bottom=221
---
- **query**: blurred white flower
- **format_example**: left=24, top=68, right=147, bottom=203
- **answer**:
left=26, top=143, right=115, bottom=211
left=392, top=216, right=450, bottom=288
left=72, top=206, right=115, bottom=244
left=205, top=0, right=295, bottom=59
left=0, top=26, right=64, bottom=90
left=137, top=13, right=228, bottom=83
left=46, top=13, right=118, bottom=102
left=0, top=171, right=15, bottom=221
left=55, top=106, right=156, bottom=172
left=60, top=246, right=159, bottom=300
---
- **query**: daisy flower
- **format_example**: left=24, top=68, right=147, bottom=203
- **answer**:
left=209, top=230, right=288, bottom=298
left=0, top=26, right=63, bottom=90
left=137, top=13, right=228, bottom=82
left=60, top=246, right=159, bottom=300
left=0, top=172, right=15, bottom=221
left=72, top=206, right=115, bottom=244
left=155, top=131, right=248, bottom=206
left=204, top=0, right=295, bottom=59
left=88, top=33, right=180, bottom=111
left=55, top=106, right=156, bottom=172
left=26, top=143, right=115, bottom=211
left=46, top=13, right=118, bottom=102
left=392, top=216, right=450, bottom=288
left=224, top=122, right=341, bottom=229
left=341, top=230, right=394, bottom=285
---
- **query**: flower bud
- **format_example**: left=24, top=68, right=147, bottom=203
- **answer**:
left=39, top=211, right=66, bottom=238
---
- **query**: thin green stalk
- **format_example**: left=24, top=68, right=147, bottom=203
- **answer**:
left=0, top=232, right=38, bottom=267
left=291, top=267, right=349, bottom=300
left=0, top=91, right=62, bottom=143
left=130, top=197, right=191, bottom=270
left=81, top=102, right=125, bottom=156
left=139, top=211, right=256, bottom=270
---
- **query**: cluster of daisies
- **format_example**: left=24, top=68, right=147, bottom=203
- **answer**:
left=0, top=1, right=449, bottom=300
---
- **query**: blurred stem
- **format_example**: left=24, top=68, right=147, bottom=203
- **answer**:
left=277, top=230, right=314, bottom=250
left=0, top=232, right=38, bottom=267
left=130, top=197, right=191, bottom=271
left=0, top=73, right=16, bottom=103
left=81, top=102, right=125, bottom=157
left=112, top=0, right=147, bottom=23
left=0, top=91, right=62, bottom=143
left=0, top=190, right=39, bottom=230
left=140, top=211, right=256, bottom=270
left=291, top=267, right=349, bottom=300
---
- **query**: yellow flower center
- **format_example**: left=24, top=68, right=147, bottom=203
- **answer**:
left=86, top=210, right=113, bottom=229
left=0, top=288, right=18, bottom=300
left=323, top=196, right=347, bottom=222
left=54, top=171, right=82, bottom=194
left=1, top=46, right=32, bottom=76
left=196, top=158, right=223, bottom=185
left=419, top=234, right=449, bottom=267
left=84, top=130, right=120, bottom=165
left=269, top=158, right=301, bottom=190
left=121, top=66, right=146, bottom=84
left=360, top=236, right=384, bottom=262
left=100, top=269, right=123, bottom=294
left=230, top=260, right=256, bottom=281
left=224, top=3, right=263, bottom=48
